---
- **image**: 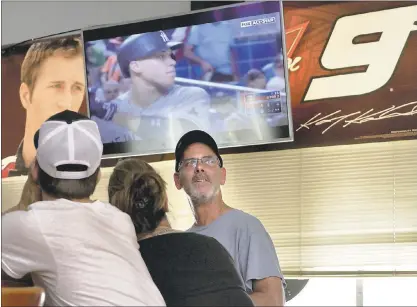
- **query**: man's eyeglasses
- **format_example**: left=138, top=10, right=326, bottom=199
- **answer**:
left=179, top=156, right=220, bottom=170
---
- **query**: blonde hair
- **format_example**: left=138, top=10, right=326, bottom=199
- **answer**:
left=108, top=158, right=168, bottom=234
left=21, top=37, right=83, bottom=94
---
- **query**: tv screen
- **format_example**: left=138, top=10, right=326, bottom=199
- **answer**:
left=82, top=1, right=293, bottom=158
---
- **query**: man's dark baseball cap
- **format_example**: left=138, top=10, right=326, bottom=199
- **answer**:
left=118, top=30, right=182, bottom=78
left=175, top=130, right=223, bottom=172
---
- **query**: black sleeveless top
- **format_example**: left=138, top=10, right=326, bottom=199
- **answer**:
left=139, top=232, right=254, bottom=306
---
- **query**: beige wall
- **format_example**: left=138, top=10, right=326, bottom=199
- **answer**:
left=1, top=159, right=195, bottom=231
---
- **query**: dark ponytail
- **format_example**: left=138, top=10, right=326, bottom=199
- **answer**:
left=127, top=172, right=166, bottom=233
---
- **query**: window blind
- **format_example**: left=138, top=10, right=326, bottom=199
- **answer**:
left=2, top=139, right=416, bottom=277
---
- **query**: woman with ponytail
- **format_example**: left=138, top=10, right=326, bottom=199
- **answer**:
left=108, top=158, right=254, bottom=307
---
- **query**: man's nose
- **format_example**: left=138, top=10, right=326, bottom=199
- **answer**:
left=168, top=56, right=176, bottom=66
left=57, top=91, right=73, bottom=109
left=194, top=161, right=205, bottom=173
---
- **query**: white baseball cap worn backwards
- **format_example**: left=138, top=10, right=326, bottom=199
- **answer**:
left=34, top=110, right=103, bottom=180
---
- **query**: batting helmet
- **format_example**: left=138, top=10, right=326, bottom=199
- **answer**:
left=117, top=30, right=182, bottom=78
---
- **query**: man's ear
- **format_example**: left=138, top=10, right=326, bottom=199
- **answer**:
left=163, top=197, right=169, bottom=212
left=30, top=160, right=39, bottom=184
left=220, top=167, right=226, bottom=186
left=19, top=83, right=31, bottom=110
left=173, top=172, right=182, bottom=190
left=96, top=169, right=102, bottom=185
left=129, top=61, right=141, bottom=76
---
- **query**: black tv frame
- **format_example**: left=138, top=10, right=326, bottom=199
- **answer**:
left=82, top=1, right=293, bottom=159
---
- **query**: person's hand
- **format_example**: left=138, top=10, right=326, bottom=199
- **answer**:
left=201, top=61, right=214, bottom=73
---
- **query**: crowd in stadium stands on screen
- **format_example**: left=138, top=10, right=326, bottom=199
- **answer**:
left=86, top=20, right=284, bottom=106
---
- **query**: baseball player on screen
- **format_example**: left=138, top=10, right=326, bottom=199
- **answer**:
left=91, top=30, right=211, bottom=147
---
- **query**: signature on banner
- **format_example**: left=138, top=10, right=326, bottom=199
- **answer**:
left=297, top=101, right=417, bottom=134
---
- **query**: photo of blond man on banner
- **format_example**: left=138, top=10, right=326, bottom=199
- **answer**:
left=2, top=36, right=87, bottom=178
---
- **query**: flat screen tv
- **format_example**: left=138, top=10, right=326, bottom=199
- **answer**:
left=82, top=1, right=293, bottom=158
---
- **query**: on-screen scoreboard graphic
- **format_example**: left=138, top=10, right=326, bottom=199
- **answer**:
left=241, top=91, right=282, bottom=116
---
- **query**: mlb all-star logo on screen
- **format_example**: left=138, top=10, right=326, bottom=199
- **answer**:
left=240, top=17, right=276, bottom=28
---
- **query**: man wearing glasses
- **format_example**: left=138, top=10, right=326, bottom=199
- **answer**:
left=173, top=130, right=286, bottom=306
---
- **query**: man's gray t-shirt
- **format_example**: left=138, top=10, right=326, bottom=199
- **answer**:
left=188, top=209, right=285, bottom=292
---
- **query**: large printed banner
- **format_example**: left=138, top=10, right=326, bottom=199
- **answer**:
left=1, top=36, right=89, bottom=177
left=2, top=2, right=417, bottom=178
left=284, top=1, right=417, bottom=147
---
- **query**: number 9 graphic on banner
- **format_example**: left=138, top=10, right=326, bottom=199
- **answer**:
left=304, top=5, right=417, bottom=102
